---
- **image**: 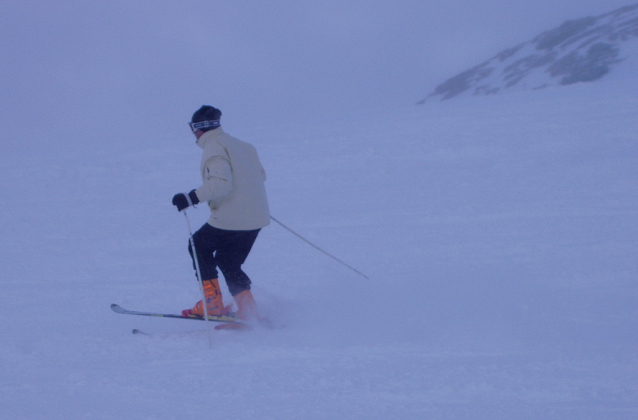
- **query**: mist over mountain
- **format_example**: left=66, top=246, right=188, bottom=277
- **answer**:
left=421, top=3, right=638, bottom=101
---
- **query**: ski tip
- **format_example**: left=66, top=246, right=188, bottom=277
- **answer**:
left=110, top=303, right=125, bottom=313
left=132, top=329, right=150, bottom=335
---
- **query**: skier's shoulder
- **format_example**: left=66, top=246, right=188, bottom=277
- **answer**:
left=216, top=131, right=258, bottom=156
left=200, top=130, right=230, bottom=156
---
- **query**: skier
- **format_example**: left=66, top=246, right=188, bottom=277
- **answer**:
left=172, top=105, right=270, bottom=323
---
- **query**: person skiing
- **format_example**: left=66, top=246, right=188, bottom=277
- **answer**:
left=172, top=105, right=270, bottom=324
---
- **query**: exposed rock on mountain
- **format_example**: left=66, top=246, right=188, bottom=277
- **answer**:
left=421, top=3, right=638, bottom=101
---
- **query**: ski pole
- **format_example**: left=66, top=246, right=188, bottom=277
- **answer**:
left=270, top=216, right=369, bottom=279
left=183, top=210, right=213, bottom=348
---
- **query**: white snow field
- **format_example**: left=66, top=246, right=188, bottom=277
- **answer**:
left=1, top=72, right=637, bottom=418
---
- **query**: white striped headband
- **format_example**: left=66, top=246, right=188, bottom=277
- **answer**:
left=189, top=120, right=220, bottom=133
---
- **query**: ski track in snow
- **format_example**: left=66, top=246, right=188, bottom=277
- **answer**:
left=1, top=78, right=638, bottom=419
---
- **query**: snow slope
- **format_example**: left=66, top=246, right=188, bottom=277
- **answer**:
left=422, top=3, right=638, bottom=101
left=1, top=76, right=637, bottom=418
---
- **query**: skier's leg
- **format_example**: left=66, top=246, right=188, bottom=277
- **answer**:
left=188, top=223, right=220, bottom=281
left=215, top=229, right=260, bottom=296
left=215, top=229, right=261, bottom=320
left=183, top=224, right=227, bottom=316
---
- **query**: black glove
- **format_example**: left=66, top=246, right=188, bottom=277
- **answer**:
left=172, top=190, right=200, bottom=212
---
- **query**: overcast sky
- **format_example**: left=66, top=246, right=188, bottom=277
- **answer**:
left=1, top=0, right=634, bottom=149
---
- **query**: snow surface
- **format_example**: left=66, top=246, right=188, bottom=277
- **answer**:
left=1, top=75, right=637, bottom=419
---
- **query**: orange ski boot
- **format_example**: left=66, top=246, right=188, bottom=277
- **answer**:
left=214, top=289, right=264, bottom=330
left=182, top=279, right=228, bottom=318
left=234, top=289, right=259, bottom=321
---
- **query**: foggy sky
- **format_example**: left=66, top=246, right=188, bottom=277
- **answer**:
left=1, top=0, right=633, bottom=150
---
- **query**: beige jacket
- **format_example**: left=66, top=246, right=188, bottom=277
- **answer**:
left=194, top=128, right=270, bottom=230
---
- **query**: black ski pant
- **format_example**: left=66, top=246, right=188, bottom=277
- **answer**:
left=188, top=223, right=260, bottom=296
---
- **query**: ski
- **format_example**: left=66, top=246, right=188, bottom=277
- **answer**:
left=111, top=303, right=243, bottom=324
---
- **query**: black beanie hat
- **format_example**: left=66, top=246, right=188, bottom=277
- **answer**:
left=192, top=105, right=222, bottom=123
left=191, top=105, right=222, bottom=132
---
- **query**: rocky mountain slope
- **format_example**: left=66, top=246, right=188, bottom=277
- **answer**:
left=421, top=3, right=638, bottom=101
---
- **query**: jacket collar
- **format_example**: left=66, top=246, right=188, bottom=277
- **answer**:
left=196, top=127, right=224, bottom=149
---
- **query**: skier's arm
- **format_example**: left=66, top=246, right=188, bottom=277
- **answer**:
left=195, top=155, right=233, bottom=204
